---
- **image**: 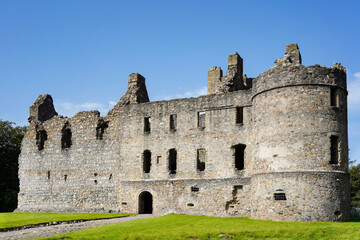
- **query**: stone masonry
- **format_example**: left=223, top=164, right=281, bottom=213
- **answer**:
left=17, top=43, right=350, bottom=221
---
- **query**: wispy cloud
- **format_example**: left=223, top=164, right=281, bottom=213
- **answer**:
left=160, top=86, right=207, bottom=101
left=348, top=72, right=360, bottom=110
left=54, top=100, right=116, bottom=118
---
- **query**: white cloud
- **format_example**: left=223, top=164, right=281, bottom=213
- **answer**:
left=161, top=86, right=207, bottom=100
left=348, top=72, right=360, bottom=110
left=54, top=100, right=116, bottom=118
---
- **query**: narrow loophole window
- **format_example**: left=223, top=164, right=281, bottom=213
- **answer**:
left=330, top=135, right=339, bottom=164
left=330, top=87, right=339, bottom=107
left=197, top=149, right=206, bottom=171
left=170, top=114, right=177, bottom=131
left=144, top=117, right=151, bottom=133
left=168, top=148, right=177, bottom=174
left=233, top=144, right=246, bottom=170
left=236, top=107, right=243, bottom=124
left=198, top=111, right=205, bottom=129
left=143, top=150, right=151, bottom=173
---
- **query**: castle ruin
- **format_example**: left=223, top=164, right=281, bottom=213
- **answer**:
left=17, top=44, right=350, bottom=221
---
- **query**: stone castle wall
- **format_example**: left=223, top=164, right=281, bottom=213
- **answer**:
left=17, top=43, right=351, bottom=221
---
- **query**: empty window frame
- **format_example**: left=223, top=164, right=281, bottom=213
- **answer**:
left=236, top=107, right=244, bottom=124
left=274, top=193, right=287, bottom=201
left=191, top=186, right=199, bottom=192
left=330, top=87, right=339, bottom=107
left=61, top=122, right=72, bottom=149
left=330, top=135, right=339, bottom=164
left=143, top=150, right=151, bottom=173
left=168, top=148, right=177, bottom=174
left=198, top=111, right=206, bottom=129
left=233, top=144, right=246, bottom=170
left=96, top=119, right=108, bottom=140
left=144, top=117, right=151, bottom=133
left=197, top=148, right=206, bottom=171
left=36, top=129, right=47, bottom=150
left=170, top=114, right=177, bottom=131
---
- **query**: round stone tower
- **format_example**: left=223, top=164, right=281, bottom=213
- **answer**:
left=250, top=43, right=350, bottom=221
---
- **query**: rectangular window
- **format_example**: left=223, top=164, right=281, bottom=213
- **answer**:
left=233, top=144, right=246, bottom=170
left=144, top=117, right=151, bottom=133
left=198, top=111, right=205, bottom=129
left=143, top=150, right=151, bottom=173
left=191, top=186, right=199, bottom=192
left=330, top=87, right=339, bottom=107
left=169, top=148, right=177, bottom=174
left=170, top=114, right=177, bottom=131
left=274, top=193, right=287, bottom=201
left=236, top=107, right=243, bottom=124
left=197, top=149, right=206, bottom=171
left=330, top=135, right=339, bottom=164
left=157, top=156, right=161, bottom=164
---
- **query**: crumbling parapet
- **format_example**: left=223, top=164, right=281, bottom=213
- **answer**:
left=274, top=43, right=302, bottom=66
left=28, top=94, right=58, bottom=123
left=207, top=52, right=247, bottom=94
left=115, top=73, right=150, bottom=107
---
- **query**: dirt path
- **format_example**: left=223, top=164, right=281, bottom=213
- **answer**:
left=1, top=214, right=154, bottom=240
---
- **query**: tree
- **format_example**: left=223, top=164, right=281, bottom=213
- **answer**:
left=349, top=162, right=360, bottom=208
left=0, top=120, right=27, bottom=212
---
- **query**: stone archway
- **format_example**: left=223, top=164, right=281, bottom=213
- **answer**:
left=138, top=191, right=153, bottom=214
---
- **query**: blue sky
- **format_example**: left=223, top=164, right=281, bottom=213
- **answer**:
left=1, top=0, right=359, bottom=163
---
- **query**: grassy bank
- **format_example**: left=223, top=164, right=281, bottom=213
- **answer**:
left=0, top=212, right=132, bottom=229
left=41, top=214, right=360, bottom=240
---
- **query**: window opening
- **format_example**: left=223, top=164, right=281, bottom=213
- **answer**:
left=96, top=119, right=109, bottom=140
left=197, top=149, right=206, bottom=171
left=330, top=87, right=339, bottom=107
left=143, top=150, right=151, bottom=173
left=191, top=186, right=199, bottom=192
left=274, top=193, right=287, bottom=201
left=198, top=111, right=205, bottom=129
left=47, top=171, right=50, bottom=180
left=36, top=129, right=47, bottom=151
left=330, top=135, right=339, bottom=164
left=236, top=107, right=243, bottom=124
left=170, top=114, right=177, bottom=131
left=168, top=148, right=177, bottom=174
left=94, top=180, right=98, bottom=184
left=233, top=144, right=246, bottom=170
left=144, top=117, right=151, bottom=133
left=64, top=174, right=68, bottom=181
left=157, top=156, right=161, bottom=164
left=109, top=174, right=112, bottom=180
left=61, top=122, right=72, bottom=149
left=187, top=203, right=194, bottom=207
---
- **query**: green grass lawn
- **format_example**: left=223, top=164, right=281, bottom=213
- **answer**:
left=0, top=212, right=132, bottom=229
left=40, top=214, right=360, bottom=240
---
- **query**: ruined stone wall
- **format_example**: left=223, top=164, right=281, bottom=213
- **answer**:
left=18, top=111, right=118, bottom=213
left=17, top=43, right=350, bottom=221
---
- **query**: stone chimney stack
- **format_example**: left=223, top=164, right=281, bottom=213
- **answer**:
left=116, top=73, right=150, bottom=106
left=207, top=67, right=223, bottom=95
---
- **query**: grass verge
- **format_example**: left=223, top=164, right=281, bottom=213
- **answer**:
left=40, top=214, right=360, bottom=240
left=0, top=212, right=132, bottom=229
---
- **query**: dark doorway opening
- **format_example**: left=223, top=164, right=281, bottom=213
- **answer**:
left=138, top=191, right=153, bottom=214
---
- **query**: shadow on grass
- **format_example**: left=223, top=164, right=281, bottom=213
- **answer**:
left=351, top=216, right=360, bottom=222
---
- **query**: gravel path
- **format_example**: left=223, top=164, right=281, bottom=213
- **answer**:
left=1, top=214, right=154, bottom=240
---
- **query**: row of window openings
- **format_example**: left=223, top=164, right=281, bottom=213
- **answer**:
left=36, top=121, right=109, bottom=151
left=142, top=144, right=246, bottom=174
left=144, top=107, right=244, bottom=133
left=46, top=171, right=113, bottom=183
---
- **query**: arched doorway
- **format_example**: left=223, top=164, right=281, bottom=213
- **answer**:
left=138, top=191, right=153, bottom=214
